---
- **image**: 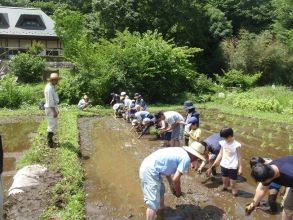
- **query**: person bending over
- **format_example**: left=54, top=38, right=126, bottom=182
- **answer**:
left=246, top=156, right=293, bottom=220
left=139, top=142, right=207, bottom=220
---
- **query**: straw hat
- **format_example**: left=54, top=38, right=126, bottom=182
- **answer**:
left=83, top=95, right=89, bottom=100
left=47, top=73, right=62, bottom=81
left=183, top=141, right=206, bottom=161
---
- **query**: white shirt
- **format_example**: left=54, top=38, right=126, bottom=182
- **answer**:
left=44, top=82, right=59, bottom=108
left=220, top=140, right=241, bottom=169
left=77, top=99, right=87, bottom=109
left=124, top=98, right=132, bottom=108
left=164, top=111, right=184, bottom=126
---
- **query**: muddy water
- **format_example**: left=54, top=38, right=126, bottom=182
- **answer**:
left=0, top=117, right=41, bottom=190
left=80, top=110, right=292, bottom=220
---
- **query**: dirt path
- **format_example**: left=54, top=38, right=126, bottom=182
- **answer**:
left=4, top=170, right=62, bottom=220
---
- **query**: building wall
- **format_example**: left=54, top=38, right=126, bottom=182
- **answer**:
left=0, top=38, right=61, bottom=49
left=0, top=37, right=62, bottom=57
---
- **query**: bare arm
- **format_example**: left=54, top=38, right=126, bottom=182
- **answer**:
left=172, top=170, right=183, bottom=197
left=236, top=147, right=242, bottom=175
left=207, top=146, right=223, bottom=176
left=246, top=183, right=269, bottom=215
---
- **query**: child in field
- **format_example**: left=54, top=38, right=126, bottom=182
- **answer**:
left=207, top=127, right=242, bottom=196
left=188, top=117, right=201, bottom=146
left=187, top=117, right=202, bottom=170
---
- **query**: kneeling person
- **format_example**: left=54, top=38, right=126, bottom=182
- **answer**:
left=139, top=142, right=206, bottom=220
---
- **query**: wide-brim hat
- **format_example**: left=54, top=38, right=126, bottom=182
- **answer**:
left=183, top=141, right=206, bottom=161
left=83, top=95, right=89, bottom=99
left=47, top=73, right=62, bottom=81
left=183, top=100, right=195, bottom=110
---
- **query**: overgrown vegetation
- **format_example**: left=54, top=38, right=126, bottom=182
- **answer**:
left=0, top=75, right=43, bottom=108
left=208, top=86, right=293, bottom=116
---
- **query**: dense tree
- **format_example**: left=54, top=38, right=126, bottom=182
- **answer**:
left=221, top=30, right=293, bottom=85
left=208, top=0, right=275, bottom=33
left=272, top=0, right=293, bottom=51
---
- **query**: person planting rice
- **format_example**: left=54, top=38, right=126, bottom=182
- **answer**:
left=187, top=117, right=201, bottom=146
left=113, top=103, right=124, bottom=118
left=77, top=95, right=90, bottom=110
left=155, top=111, right=185, bottom=147
left=246, top=156, right=293, bottom=219
left=199, top=133, right=223, bottom=175
left=249, top=156, right=282, bottom=214
left=207, top=127, right=243, bottom=196
left=134, top=93, right=147, bottom=110
left=110, top=93, right=121, bottom=105
left=44, top=73, right=61, bottom=148
left=139, top=142, right=207, bottom=220
left=183, top=101, right=200, bottom=146
left=186, top=117, right=202, bottom=170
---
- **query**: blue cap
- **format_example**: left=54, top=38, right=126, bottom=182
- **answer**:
left=183, top=100, right=195, bottom=110
left=187, top=117, right=198, bottom=125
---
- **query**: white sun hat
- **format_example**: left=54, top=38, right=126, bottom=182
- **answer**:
left=183, top=141, right=206, bottom=161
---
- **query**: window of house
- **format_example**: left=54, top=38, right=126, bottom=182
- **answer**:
left=0, top=13, right=9, bottom=28
left=16, top=14, right=46, bottom=30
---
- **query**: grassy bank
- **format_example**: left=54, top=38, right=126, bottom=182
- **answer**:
left=12, top=106, right=110, bottom=219
left=16, top=108, right=84, bottom=219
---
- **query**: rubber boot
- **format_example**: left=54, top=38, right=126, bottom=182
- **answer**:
left=47, top=132, right=54, bottom=148
left=268, top=193, right=278, bottom=213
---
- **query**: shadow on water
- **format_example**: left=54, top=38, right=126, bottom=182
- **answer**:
left=158, top=205, right=225, bottom=220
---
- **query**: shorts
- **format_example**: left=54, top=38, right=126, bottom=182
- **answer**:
left=283, top=187, right=293, bottom=211
left=139, top=164, right=165, bottom=210
left=164, top=132, right=172, bottom=141
left=220, top=166, right=238, bottom=180
left=269, top=182, right=281, bottom=191
left=171, top=124, right=182, bottom=140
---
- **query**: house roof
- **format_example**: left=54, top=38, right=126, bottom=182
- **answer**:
left=0, top=6, right=57, bottom=38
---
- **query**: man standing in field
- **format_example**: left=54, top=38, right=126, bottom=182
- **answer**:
left=139, top=142, right=207, bottom=220
left=44, top=73, right=61, bottom=148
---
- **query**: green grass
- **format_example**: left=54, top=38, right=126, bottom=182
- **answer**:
left=198, top=86, right=293, bottom=124
left=17, top=108, right=85, bottom=219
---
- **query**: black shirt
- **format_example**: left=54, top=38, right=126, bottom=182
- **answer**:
left=204, top=133, right=223, bottom=155
left=270, top=156, right=293, bottom=187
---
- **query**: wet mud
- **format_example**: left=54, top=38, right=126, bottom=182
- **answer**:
left=4, top=170, right=62, bottom=220
left=0, top=116, right=42, bottom=190
left=79, top=109, right=292, bottom=220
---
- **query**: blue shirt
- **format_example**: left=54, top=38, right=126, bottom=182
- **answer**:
left=185, top=110, right=200, bottom=124
left=135, top=111, right=150, bottom=121
left=142, top=147, right=191, bottom=176
left=136, top=99, right=147, bottom=110
left=204, top=133, right=223, bottom=155
left=270, top=156, right=293, bottom=187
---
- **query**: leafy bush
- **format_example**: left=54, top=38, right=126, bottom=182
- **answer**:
left=54, top=18, right=202, bottom=104
left=216, top=69, right=261, bottom=90
left=227, top=93, right=283, bottom=113
left=10, top=53, right=45, bottom=83
left=0, top=75, right=43, bottom=108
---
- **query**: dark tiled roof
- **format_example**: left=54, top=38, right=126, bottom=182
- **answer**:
left=0, top=6, right=57, bottom=37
